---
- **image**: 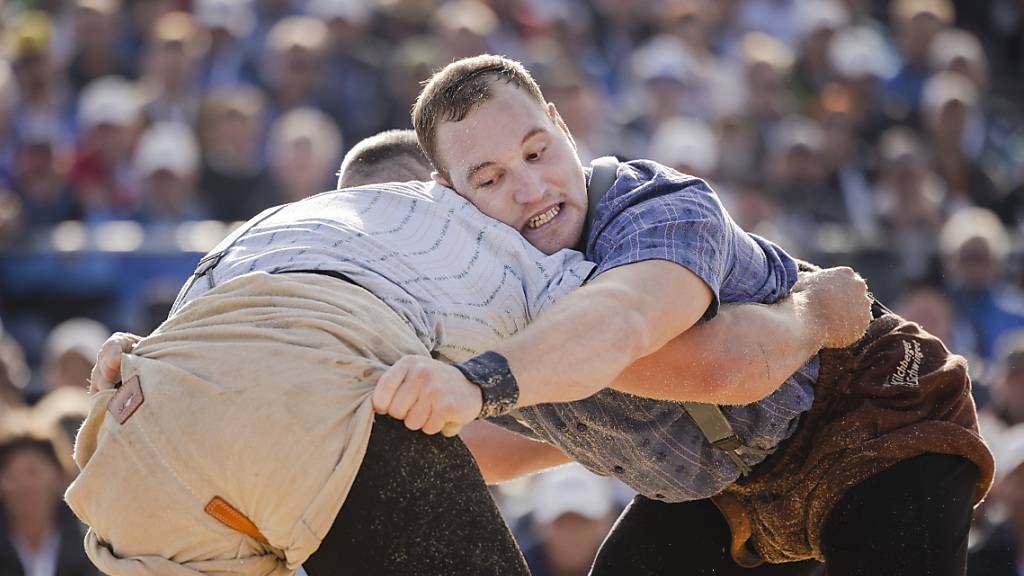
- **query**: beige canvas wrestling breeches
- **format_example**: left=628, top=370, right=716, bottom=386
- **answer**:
left=65, top=272, right=430, bottom=575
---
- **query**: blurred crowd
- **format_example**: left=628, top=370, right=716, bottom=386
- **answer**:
left=0, top=0, right=1023, bottom=574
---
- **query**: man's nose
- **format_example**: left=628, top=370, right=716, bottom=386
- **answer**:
left=512, top=170, right=545, bottom=204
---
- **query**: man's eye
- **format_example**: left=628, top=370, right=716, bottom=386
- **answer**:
left=478, top=179, right=495, bottom=188
left=527, top=146, right=547, bottom=162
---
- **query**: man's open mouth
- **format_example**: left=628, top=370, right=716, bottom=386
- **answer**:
left=527, top=203, right=562, bottom=230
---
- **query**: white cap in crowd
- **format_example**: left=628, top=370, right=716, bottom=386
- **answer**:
left=531, top=465, right=615, bottom=525
left=794, top=0, right=849, bottom=41
left=78, top=76, right=142, bottom=131
left=770, top=114, right=825, bottom=153
left=649, top=116, right=719, bottom=177
left=632, top=35, right=696, bottom=85
left=44, top=317, right=109, bottom=364
left=922, top=70, right=980, bottom=118
left=134, top=122, right=201, bottom=178
left=268, top=107, right=343, bottom=169
left=930, top=28, right=987, bottom=74
left=829, top=26, right=898, bottom=80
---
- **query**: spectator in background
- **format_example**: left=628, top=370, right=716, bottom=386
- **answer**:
left=619, top=35, right=708, bottom=156
left=261, top=16, right=329, bottom=122
left=968, top=423, right=1024, bottom=576
left=718, top=176, right=791, bottom=250
left=66, top=0, right=133, bottom=97
left=941, top=207, right=1024, bottom=362
left=791, top=0, right=848, bottom=100
left=886, top=0, right=954, bottom=120
left=923, top=71, right=1015, bottom=221
left=33, top=387, right=91, bottom=478
left=522, top=466, right=618, bottom=576
left=0, top=60, right=19, bottom=180
left=766, top=114, right=833, bottom=250
left=647, top=116, right=719, bottom=180
left=431, top=0, right=499, bottom=60
left=930, top=28, right=990, bottom=93
left=813, top=84, right=878, bottom=241
left=193, top=0, right=261, bottom=91
left=532, top=57, right=612, bottom=164
left=8, top=116, right=76, bottom=236
left=245, top=0, right=302, bottom=63
left=117, top=0, right=176, bottom=78
left=379, top=35, right=446, bottom=130
left=139, top=11, right=208, bottom=126
left=738, top=31, right=796, bottom=138
left=268, top=107, right=342, bottom=202
left=7, top=12, right=74, bottom=155
left=310, top=0, right=389, bottom=146
left=196, top=86, right=276, bottom=222
left=737, top=0, right=798, bottom=46
left=896, top=280, right=975, bottom=359
left=827, top=24, right=899, bottom=143
left=41, top=318, right=106, bottom=396
left=0, top=412, right=96, bottom=576
left=0, top=335, right=30, bottom=408
left=655, top=0, right=720, bottom=81
left=987, top=335, right=1024, bottom=428
left=132, top=122, right=207, bottom=232
left=711, top=101, right=761, bottom=183
left=874, top=126, right=948, bottom=278
left=69, top=76, right=142, bottom=221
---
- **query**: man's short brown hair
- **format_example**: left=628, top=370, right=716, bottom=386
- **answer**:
left=337, top=129, right=432, bottom=188
left=412, top=54, right=547, bottom=180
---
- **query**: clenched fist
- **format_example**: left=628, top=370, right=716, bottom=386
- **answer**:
left=372, top=356, right=483, bottom=437
left=88, top=332, right=142, bottom=394
left=794, top=266, right=873, bottom=349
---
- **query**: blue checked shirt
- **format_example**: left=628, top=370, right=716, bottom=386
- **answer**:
left=509, top=160, right=820, bottom=502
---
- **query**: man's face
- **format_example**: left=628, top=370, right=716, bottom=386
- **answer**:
left=433, top=82, right=587, bottom=255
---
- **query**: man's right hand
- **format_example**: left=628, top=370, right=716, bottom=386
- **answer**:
left=794, top=267, right=872, bottom=349
left=88, top=332, right=142, bottom=394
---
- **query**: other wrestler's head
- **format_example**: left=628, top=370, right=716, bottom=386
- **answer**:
left=414, top=54, right=587, bottom=255
left=337, top=129, right=433, bottom=188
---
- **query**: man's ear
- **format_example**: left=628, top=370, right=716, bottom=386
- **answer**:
left=432, top=170, right=452, bottom=188
left=547, top=102, right=577, bottom=151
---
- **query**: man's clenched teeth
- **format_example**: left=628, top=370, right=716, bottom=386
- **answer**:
left=527, top=204, right=561, bottom=229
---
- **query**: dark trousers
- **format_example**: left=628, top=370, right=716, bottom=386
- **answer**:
left=304, top=415, right=529, bottom=576
left=590, top=453, right=979, bottom=576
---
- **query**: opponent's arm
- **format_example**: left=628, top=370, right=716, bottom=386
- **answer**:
left=502, top=259, right=711, bottom=407
left=612, top=266, right=870, bottom=405
left=459, top=420, right=571, bottom=484
left=372, top=265, right=871, bottom=436
left=372, top=259, right=713, bottom=434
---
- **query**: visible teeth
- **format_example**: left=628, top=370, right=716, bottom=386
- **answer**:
left=527, top=205, right=561, bottom=229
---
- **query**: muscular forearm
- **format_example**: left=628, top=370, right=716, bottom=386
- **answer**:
left=459, top=420, right=571, bottom=484
left=496, top=260, right=712, bottom=408
left=613, top=292, right=822, bottom=405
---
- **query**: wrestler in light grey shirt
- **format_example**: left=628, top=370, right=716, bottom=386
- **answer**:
left=172, top=181, right=594, bottom=362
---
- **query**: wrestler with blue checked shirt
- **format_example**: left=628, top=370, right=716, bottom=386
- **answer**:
left=374, top=55, right=994, bottom=576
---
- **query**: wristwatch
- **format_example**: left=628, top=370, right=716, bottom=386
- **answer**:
left=453, top=351, right=520, bottom=419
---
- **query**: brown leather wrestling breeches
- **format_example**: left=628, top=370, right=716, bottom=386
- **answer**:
left=712, top=310, right=995, bottom=567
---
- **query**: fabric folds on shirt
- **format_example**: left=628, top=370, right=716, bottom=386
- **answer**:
left=66, top=272, right=429, bottom=575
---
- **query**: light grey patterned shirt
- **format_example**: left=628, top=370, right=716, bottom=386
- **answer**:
left=172, top=181, right=594, bottom=361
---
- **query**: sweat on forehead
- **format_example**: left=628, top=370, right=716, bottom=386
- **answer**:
left=413, top=54, right=547, bottom=177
